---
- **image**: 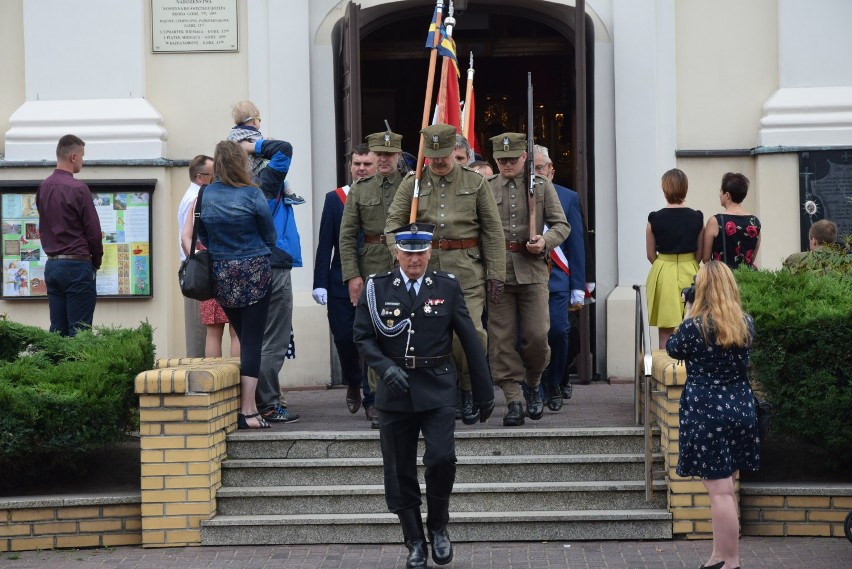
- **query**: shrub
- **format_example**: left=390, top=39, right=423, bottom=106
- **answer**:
left=736, top=267, right=851, bottom=471
left=0, top=319, right=154, bottom=493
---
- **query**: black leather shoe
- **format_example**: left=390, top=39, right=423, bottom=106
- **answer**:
left=428, top=526, right=453, bottom=565
left=503, top=401, right=525, bottom=426
left=345, top=385, right=361, bottom=414
left=546, top=385, right=564, bottom=411
left=405, top=539, right=428, bottom=568
left=560, top=384, right=573, bottom=399
left=524, top=385, right=544, bottom=420
left=460, top=389, right=480, bottom=425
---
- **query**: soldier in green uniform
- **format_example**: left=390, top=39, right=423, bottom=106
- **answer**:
left=339, top=130, right=404, bottom=428
left=385, top=124, right=505, bottom=425
left=487, top=133, right=570, bottom=426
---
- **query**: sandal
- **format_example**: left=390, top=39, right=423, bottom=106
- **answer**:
left=238, top=412, right=271, bottom=429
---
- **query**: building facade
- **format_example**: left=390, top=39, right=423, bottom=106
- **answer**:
left=1, top=0, right=849, bottom=386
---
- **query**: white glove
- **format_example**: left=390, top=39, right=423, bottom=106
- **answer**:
left=312, top=288, right=328, bottom=305
left=570, top=290, right=585, bottom=306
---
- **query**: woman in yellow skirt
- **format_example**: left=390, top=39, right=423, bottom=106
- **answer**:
left=645, top=169, right=704, bottom=347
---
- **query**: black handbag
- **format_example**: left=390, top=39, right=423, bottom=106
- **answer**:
left=178, top=186, right=215, bottom=301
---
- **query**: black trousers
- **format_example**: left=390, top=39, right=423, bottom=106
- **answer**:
left=379, top=406, right=457, bottom=513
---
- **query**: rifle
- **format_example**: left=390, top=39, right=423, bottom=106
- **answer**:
left=527, top=72, right=536, bottom=242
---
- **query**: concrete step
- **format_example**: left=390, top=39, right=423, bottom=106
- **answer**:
left=225, top=427, right=658, bottom=460
left=216, top=480, right=669, bottom=516
left=220, top=453, right=665, bottom=487
left=201, top=510, right=673, bottom=545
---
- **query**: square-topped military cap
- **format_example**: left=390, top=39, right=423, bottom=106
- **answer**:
left=390, top=222, right=435, bottom=252
left=490, top=132, right=527, bottom=158
left=366, top=131, right=403, bottom=153
left=421, top=124, right=457, bottom=158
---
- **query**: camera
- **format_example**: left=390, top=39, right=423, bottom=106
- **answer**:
left=681, top=276, right=696, bottom=305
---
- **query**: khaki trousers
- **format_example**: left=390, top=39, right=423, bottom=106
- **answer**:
left=487, top=282, right=550, bottom=403
left=452, top=283, right=487, bottom=391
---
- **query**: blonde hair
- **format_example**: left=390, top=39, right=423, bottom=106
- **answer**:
left=213, top=141, right=254, bottom=187
left=661, top=168, right=688, bottom=204
left=689, top=260, right=751, bottom=348
left=231, top=101, right=260, bottom=125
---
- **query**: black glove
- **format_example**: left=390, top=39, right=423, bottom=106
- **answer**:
left=487, top=279, right=504, bottom=305
left=382, top=365, right=410, bottom=396
left=478, top=399, right=495, bottom=423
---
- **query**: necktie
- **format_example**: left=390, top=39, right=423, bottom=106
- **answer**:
left=408, top=281, right=417, bottom=303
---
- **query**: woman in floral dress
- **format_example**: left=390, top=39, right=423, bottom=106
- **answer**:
left=666, top=261, right=760, bottom=569
left=702, top=172, right=761, bottom=270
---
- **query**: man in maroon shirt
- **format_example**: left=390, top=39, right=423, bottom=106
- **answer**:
left=36, top=135, right=103, bottom=336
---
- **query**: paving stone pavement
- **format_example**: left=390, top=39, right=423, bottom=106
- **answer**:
left=4, top=538, right=850, bottom=568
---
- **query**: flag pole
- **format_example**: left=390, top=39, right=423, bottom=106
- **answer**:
left=462, top=52, right=474, bottom=138
left=410, top=0, right=444, bottom=223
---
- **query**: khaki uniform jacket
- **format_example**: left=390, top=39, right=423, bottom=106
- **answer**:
left=385, top=164, right=506, bottom=288
left=339, top=172, right=402, bottom=282
left=489, top=173, right=570, bottom=285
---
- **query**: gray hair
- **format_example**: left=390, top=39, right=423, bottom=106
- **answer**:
left=533, top=144, right=551, bottom=163
left=454, top=134, right=472, bottom=163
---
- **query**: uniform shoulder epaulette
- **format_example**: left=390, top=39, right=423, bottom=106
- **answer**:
left=486, top=173, right=499, bottom=182
left=431, top=270, right=456, bottom=280
left=404, top=170, right=416, bottom=178
left=370, top=271, right=394, bottom=279
left=533, top=174, right=551, bottom=185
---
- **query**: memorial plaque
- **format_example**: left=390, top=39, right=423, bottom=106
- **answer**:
left=798, top=149, right=852, bottom=249
left=152, top=0, right=238, bottom=53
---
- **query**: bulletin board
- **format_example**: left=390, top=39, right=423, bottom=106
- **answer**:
left=0, top=179, right=156, bottom=299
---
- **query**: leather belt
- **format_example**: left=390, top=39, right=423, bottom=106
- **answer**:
left=363, top=234, right=387, bottom=244
left=432, top=237, right=480, bottom=250
left=391, top=354, right=452, bottom=369
left=506, top=240, right=527, bottom=252
left=48, top=255, right=91, bottom=261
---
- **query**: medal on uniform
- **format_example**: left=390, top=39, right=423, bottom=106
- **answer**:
left=386, top=320, right=394, bottom=327
left=393, top=308, right=401, bottom=316
left=423, top=305, right=432, bottom=314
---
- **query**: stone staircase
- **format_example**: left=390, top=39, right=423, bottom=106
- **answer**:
left=201, top=427, right=672, bottom=545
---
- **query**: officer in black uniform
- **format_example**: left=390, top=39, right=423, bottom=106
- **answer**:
left=353, top=222, right=495, bottom=569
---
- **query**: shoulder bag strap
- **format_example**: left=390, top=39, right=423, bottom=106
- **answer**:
left=189, top=185, right=206, bottom=259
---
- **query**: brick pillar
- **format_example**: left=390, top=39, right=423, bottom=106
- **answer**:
left=134, top=358, right=240, bottom=547
left=650, top=351, right=725, bottom=539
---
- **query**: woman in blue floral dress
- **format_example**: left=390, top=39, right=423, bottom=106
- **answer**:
left=666, top=261, right=760, bottom=569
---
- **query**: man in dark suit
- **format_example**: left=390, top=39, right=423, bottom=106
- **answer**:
left=312, top=143, right=377, bottom=420
left=534, top=145, right=587, bottom=410
left=353, top=222, right=495, bottom=568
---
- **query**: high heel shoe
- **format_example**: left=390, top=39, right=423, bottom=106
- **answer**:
left=699, top=562, right=725, bottom=569
left=238, top=412, right=271, bottom=429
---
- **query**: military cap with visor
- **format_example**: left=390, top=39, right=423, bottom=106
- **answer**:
left=390, top=222, right=435, bottom=253
left=420, top=124, right=457, bottom=158
left=366, top=131, right=403, bottom=153
left=490, top=132, right=527, bottom=159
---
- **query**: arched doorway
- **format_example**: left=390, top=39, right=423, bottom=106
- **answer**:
left=332, top=0, right=598, bottom=379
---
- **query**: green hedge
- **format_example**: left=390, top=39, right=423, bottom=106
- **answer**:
left=736, top=267, right=851, bottom=471
left=0, top=319, right=154, bottom=493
